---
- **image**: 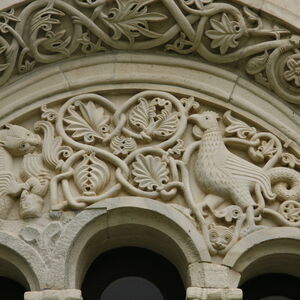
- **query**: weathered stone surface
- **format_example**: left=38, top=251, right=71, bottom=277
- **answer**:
left=24, top=289, right=82, bottom=300
left=186, top=287, right=243, bottom=300
left=0, top=1, right=299, bottom=299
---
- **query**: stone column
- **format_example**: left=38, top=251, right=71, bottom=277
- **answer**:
left=186, top=262, right=243, bottom=300
left=24, top=290, right=82, bottom=300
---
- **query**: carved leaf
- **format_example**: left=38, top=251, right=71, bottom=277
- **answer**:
left=165, top=32, right=194, bottom=54
left=41, top=105, right=58, bottom=122
left=281, top=153, right=300, bottom=169
left=223, top=111, right=256, bottom=138
left=110, top=135, right=137, bottom=156
left=41, top=30, right=71, bottom=56
left=206, top=13, right=241, bottom=54
left=183, top=0, right=214, bottom=10
left=0, top=63, right=9, bottom=72
left=19, top=226, right=40, bottom=244
left=168, top=139, right=185, bottom=158
left=65, top=101, right=110, bottom=144
left=40, top=222, right=62, bottom=249
left=35, top=121, right=73, bottom=170
left=153, top=112, right=178, bottom=139
left=78, top=101, right=110, bottom=132
left=132, top=154, right=169, bottom=191
left=74, top=153, right=110, bottom=196
left=246, top=51, right=269, bottom=75
left=129, top=98, right=154, bottom=131
left=31, top=3, right=64, bottom=34
left=243, top=6, right=261, bottom=24
left=103, top=0, right=167, bottom=44
left=78, top=32, right=106, bottom=54
left=75, top=0, right=106, bottom=7
left=0, top=9, right=20, bottom=23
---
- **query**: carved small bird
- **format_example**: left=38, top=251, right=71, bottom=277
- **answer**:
left=189, top=111, right=275, bottom=234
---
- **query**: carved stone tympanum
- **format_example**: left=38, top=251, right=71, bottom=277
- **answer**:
left=0, top=90, right=298, bottom=259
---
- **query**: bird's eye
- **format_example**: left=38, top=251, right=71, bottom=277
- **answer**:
left=20, top=142, right=27, bottom=149
left=205, top=117, right=209, bottom=120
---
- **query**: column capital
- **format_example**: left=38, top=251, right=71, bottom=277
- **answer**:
left=24, top=289, right=82, bottom=300
left=186, top=287, right=243, bottom=300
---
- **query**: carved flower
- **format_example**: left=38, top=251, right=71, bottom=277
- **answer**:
left=284, top=58, right=300, bottom=87
left=279, top=200, right=300, bottom=223
left=248, top=139, right=278, bottom=163
left=206, top=13, right=241, bottom=55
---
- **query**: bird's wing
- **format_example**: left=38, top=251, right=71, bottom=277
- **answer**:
left=225, top=151, right=271, bottom=190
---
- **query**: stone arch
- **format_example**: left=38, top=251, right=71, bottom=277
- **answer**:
left=0, top=231, right=48, bottom=291
left=0, top=1, right=299, bottom=299
left=52, top=197, right=210, bottom=290
left=0, top=53, right=299, bottom=147
left=223, top=227, right=300, bottom=285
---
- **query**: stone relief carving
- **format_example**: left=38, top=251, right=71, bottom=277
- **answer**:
left=0, top=90, right=299, bottom=257
left=19, top=221, right=62, bottom=266
left=1, top=0, right=300, bottom=104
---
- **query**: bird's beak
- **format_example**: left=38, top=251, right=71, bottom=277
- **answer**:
left=188, top=114, right=199, bottom=124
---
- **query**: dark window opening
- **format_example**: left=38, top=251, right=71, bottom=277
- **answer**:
left=241, top=273, right=300, bottom=300
left=0, top=276, right=27, bottom=300
left=81, top=247, right=185, bottom=300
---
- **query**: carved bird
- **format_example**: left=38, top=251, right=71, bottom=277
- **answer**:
left=189, top=111, right=275, bottom=234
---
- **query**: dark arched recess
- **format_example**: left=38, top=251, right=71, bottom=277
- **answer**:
left=81, top=247, right=186, bottom=300
left=241, top=273, right=300, bottom=300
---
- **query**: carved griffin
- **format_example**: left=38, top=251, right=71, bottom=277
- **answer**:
left=0, top=124, right=48, bottom=218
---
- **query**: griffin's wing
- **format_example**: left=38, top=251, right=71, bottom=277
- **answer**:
left=225, top=151, right=271, bottom=191
left=21, top=153, right=51, bottom=196
left=21, top=153, right=51, bottom=180
left=0, top=172, right=15, bottom=196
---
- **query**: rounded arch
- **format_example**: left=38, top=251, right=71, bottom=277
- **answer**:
left=52, top=197, right=210, bottom=290
left=223, top=227, right=300, bottom=285
left=0, top=232, right=48, bottom=291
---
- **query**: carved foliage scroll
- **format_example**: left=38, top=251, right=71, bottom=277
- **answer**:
left=1, top=90, right=300, bottom=258
left=1, top=0, right=300, bottom=104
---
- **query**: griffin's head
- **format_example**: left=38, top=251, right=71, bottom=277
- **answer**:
left=0, top=124, right=41, bottom=156
left=188, top=111, right=220, bottom=130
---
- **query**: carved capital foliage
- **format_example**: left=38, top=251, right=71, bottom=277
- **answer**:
left=186, top=287, right=243, bottom=300
left=24, top=290, right=82, bottom=300
left=1, top=90, right=300, bottom=259
left=1, top=0, right=300, bottom=104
